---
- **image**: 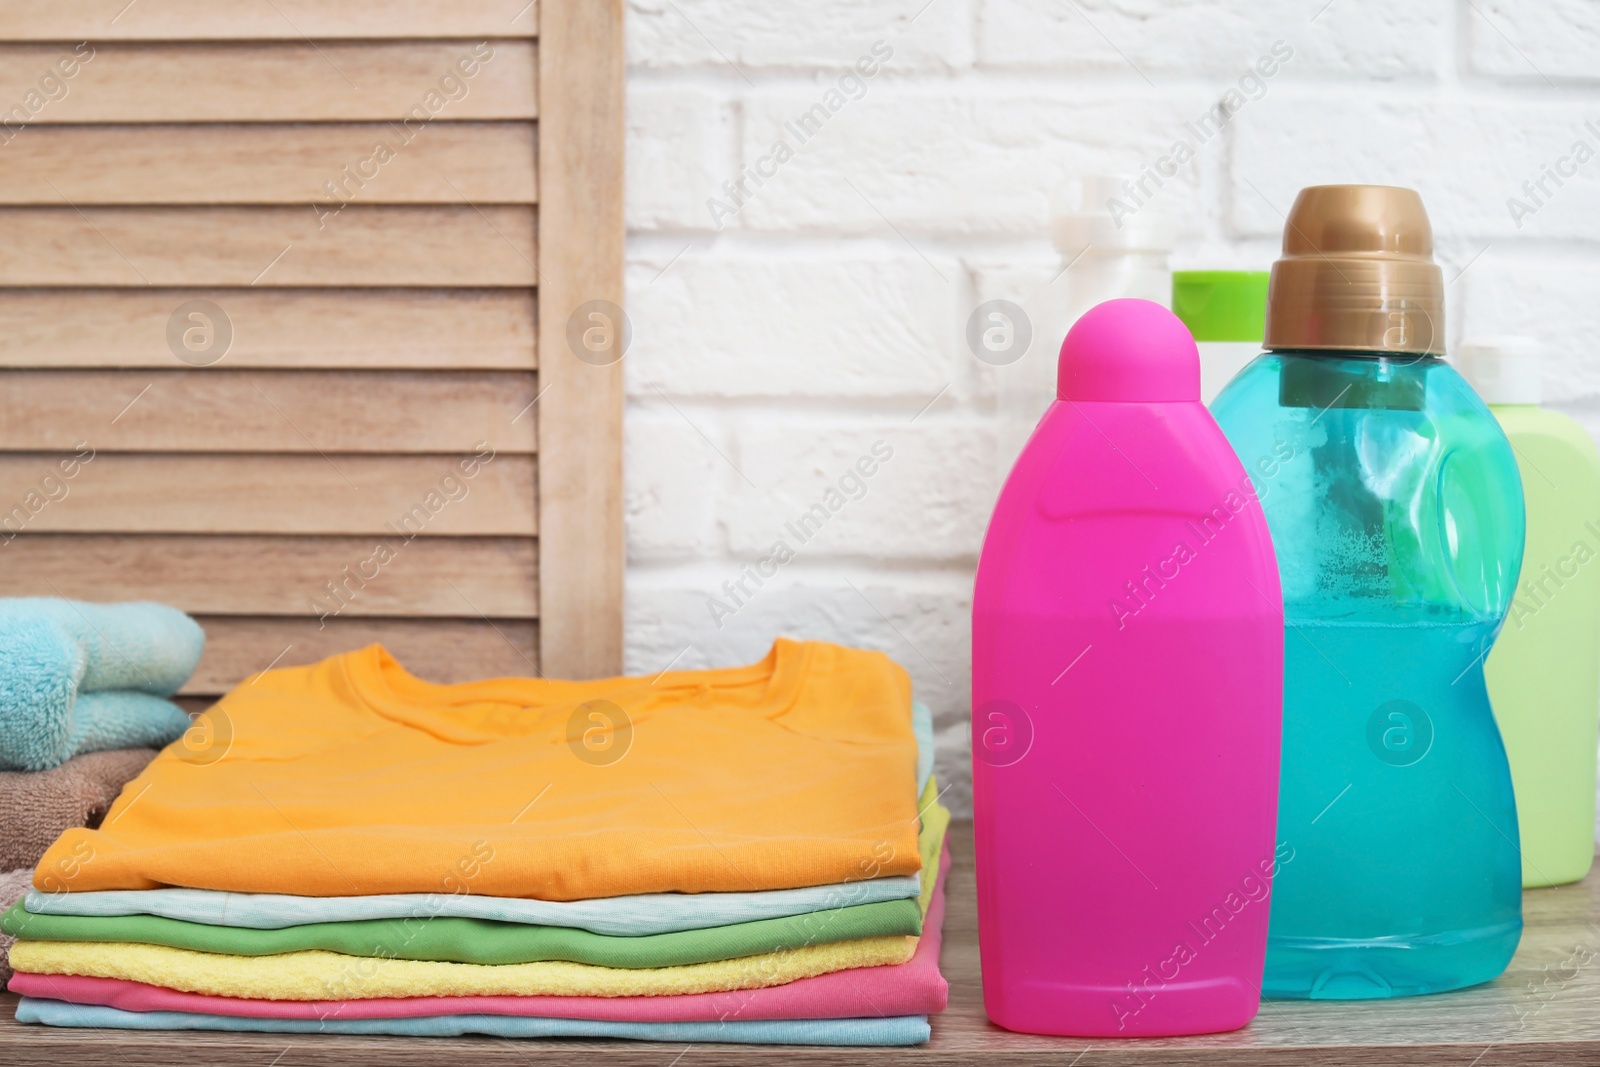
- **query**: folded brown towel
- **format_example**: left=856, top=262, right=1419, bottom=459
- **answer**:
left=0, top=866, right=30, bottom=985
left=0, top=748, right=157, bottom=871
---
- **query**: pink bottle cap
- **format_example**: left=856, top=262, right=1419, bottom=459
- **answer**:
left=1057, top=298, right=1201, bottom=403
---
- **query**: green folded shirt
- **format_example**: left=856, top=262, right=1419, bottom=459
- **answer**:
left=1, top=896, right=921, bottom=968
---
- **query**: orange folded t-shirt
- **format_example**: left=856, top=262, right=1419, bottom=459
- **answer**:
left=35, top=639, right=921, bottom=900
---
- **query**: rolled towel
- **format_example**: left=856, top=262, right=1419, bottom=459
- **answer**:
left=0, top=749, right=158, bottom=870
left=0, top=600, right=202, bottom=771
left=0, top=867, right=30, bottom=985
left=0, top=599, right=203, bottom=695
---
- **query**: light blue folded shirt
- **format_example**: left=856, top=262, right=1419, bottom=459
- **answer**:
left=16, top=999, right=932, bottom=1045
left=24, top=702, right=938, bottom=936
left=22, top=871, right=926, bottom=935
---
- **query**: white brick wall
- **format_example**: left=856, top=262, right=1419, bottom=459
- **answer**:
left=623, top=0, right=1600, bottom=814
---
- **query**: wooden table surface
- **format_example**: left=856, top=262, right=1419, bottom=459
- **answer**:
left=4, top=821, right=1600, bottom=1064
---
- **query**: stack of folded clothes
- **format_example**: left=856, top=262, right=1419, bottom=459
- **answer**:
left=5, top=639, right=951, bottom=1045
left=0, top=599, right=203, bottom=982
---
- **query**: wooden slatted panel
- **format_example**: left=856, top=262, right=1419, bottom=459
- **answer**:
left=1, top=536, right=538, bottom=617
left=0, top=14, right=576, bottom=686
left=184, top=617, right=540, bottom=695
left=0, top=207, right=537, bottom=287
left=0, top=290, right=536, bottom=369
left=0, top=454, right=536, bottom=535
left=0, top=124, right=537, bottom=205
left=0, top=371, right=537, bottom=452
left=0, top=42, right=537, bottom=122
left=0, top=2, right=538, bottom=40
left=537, top=0, right=624, bottom=677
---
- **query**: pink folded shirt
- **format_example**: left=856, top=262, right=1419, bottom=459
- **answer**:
left=10, top=846, right=951, bottom=1022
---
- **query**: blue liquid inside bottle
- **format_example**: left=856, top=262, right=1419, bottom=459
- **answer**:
left=1212, top=352, right=1525, bottom=999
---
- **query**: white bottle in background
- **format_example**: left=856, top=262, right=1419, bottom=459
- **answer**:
left=990, top=177, right=1174, bottom=472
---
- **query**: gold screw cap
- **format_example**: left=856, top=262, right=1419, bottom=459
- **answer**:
left=1264, top=184, right=1445, bottom=356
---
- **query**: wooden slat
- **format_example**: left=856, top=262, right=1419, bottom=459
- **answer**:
left=184, top=616, right=539, bottom=695
left=0, top=123, right=537, bottom=205
left=537, top=0, right=624, bottom=679
left=0, top=370, right=538, bottom=452
left=0, top=289, right=536, bottom=369
left=0, top=535, right=537, bottom=617
left=0, top=206, right=537, bottom=286
left=0, top=1, right=538, bottom=40
left=0, top=454, right=536, bottom=535
left=0, top=42, right=536, bottom=122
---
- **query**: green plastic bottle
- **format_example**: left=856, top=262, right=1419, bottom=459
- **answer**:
left=1171, top=270, right=1270, bottom=405
left=1463, top=336, right=1600, bottom=888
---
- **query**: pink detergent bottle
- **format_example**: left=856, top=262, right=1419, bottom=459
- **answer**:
left=972, top=298, right=1284, bottom=1038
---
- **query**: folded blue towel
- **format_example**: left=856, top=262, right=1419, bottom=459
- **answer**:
left=0, top=600, right=203, bottom=772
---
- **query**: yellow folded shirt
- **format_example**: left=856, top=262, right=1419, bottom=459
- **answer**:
left=38, top=640, right=922, bottom=900
left=917, top=777, right=950, bottom=913
left=8, top=935, right=918, bottom=1001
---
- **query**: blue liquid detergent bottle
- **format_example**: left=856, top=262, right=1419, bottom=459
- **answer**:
left=1210, top=186, right=1526, bottom=999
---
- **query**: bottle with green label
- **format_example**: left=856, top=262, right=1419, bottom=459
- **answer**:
left=1171, top=271, right=1270, bottom=405
left=1462, top=336, right=1600, bottom=888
